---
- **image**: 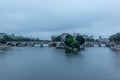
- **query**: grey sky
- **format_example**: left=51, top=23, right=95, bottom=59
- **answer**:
left=0, top=0, right=120, bottom=39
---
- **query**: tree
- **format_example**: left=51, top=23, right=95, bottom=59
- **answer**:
left=65, top=34, right=74, bottom=47
left=76, top=35, right=85, bottom=45
left=53, top=36, right=62, bottom=41
left=109, top=33, right=120, bottom=43
left=51, top=36, right=56, bottom=41
left=71, top=40, right=80, bottom=50
left=0, top=38, right=7, bottom=44
left=65, top=34, right=83, bottom=51
left=4, top=35, right=14, bottom=41
left=3, top=35, right=38, bottom=42
left=85, top=38, right=94, bottom=42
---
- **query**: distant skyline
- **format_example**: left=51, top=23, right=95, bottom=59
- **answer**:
left=0, top=0, right=120, bottom=39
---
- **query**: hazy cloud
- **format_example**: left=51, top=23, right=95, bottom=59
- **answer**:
left=0, top=0, right=120, bottom=39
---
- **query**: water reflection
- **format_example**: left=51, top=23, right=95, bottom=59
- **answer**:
left=0, top=47, right=12, bottom=56
left=0, top=47, right=120, bottom=80
left=110, top=51, right=120, bottom=70
left=0, top=47, right=10, bottom=52
left=65, top=49, right=85, bottom=57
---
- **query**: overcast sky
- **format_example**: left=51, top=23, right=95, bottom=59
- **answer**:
left=0, top=0, right=120, bottom=39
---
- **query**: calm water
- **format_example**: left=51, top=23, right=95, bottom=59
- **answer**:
left=0, top=47, right=120, bottom=80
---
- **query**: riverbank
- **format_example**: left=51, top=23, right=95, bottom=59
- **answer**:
left=110, top=45, right=120, bottom=51
left=0, top=44, right=11, bottom=49
left=106, top=42, right=120, bottom=51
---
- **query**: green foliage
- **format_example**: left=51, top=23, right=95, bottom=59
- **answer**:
left=94, top=39, right=99, bottom=42
left=85, top=38, right=94, bottom=42
left=65, top=34, right=74, bottom=47
left=109, top=33, right=120, bottom=42
left=2, top=35, right=39, bottom=42
left=65, top=34, right=85, bottom=51
left=65, top=34, right=73, bottom=39
left=0, top=38, right=7, bottom=44
left=51, top=36, right=56, bottom=41
left=52, top=36, right=62, bottom=41
left=76, top=35, right=85, bottom=45
left=4, top=36, right=14, bottom=41
left=71, top=40, right=80, bottom=50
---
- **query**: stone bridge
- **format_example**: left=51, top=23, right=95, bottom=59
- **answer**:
left=6, top=41, right=58, bottom=47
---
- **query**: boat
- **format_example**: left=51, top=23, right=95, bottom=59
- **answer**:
left=56, top=45, right=65, bottom=49
left=56, top=42, right=66, bottom=49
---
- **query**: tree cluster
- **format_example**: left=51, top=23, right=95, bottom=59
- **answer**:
left=65, top=34, right=85, bottom=50
left=85, top=38, right=94, bottom=42
left=0, top=35, right=40, bottom=44
left=109, top=33, right=120, bottom=42
left=51, top=36, right=62, bottom=41
left=0, top=38, right=7, bottom=44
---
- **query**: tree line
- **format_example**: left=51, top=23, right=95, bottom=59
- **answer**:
left=109, top=33, right=120, bottom=43
left=0, top=35, right=40, bottom=44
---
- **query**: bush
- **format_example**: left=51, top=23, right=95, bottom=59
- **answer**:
left=76, top=35, right=85, bottom=45
left=109, top=33, right=120, bottom=42
left=65, top=34, right=74, bottom=47
left=52, top=36, right=62, bottom=41
left=0, top=38, right=7, bottom=44
left=65, top=34, right=84, bottom=51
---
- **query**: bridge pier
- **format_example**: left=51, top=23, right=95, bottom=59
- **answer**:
left=40, top=43, right=43, bottom=47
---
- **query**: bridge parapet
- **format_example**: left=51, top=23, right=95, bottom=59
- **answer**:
left=6, top=41, right=57, bottom=47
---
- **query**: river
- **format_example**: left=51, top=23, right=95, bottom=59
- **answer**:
left=0, top=46, right=120, bottom=80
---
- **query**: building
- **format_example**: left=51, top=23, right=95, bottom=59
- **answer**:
left=60, top=33, right=69, bottom=41
left=99, top=38, right=109, bottom=43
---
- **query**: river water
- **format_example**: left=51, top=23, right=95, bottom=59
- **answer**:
left=0, top=46, right=120, bottom=80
